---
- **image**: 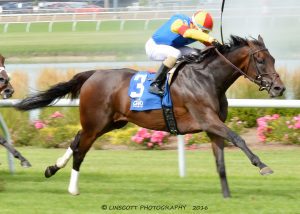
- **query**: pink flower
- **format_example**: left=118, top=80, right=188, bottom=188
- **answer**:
left=147, top=142, right=153, bottom=148
left=264, top=115, right=272, bottom=120
left=257, top=117, right=268, bottom=127
left=34, top=120, right=46, bottom=129
left=293, top=115, right=300, bottom=121
left=294, top=121, right=300, bottom=129
left=272, top=114, right=280, bottom=120
left=132, top=128, right=169, bottom=148
left=150, top=131, right=167, bottom=144
left=51, top=111, right=64, bottom=118
left=258, top=135, right=266, bottom=142
left=137, top=128, right=151, bottom=138
left=150, top=136, right=162, bottom=143
left=131, top=136, right=143, bottom=144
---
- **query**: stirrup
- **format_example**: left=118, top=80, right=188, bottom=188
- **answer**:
left=149, top=84, right=164, bottom=96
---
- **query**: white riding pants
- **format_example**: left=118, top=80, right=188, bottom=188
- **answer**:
left=145, top=38, right=197, bottom=61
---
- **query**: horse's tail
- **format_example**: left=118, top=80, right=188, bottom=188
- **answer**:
left=15, top=70, right=96, bottom=111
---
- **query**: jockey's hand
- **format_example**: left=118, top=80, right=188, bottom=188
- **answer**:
left=212, top=39, right=222, bottom=46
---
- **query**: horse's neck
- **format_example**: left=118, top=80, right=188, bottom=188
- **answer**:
left=210, top=48, right=248, bottom=93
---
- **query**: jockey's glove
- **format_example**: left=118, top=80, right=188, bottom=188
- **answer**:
left=212, top=39, right=222, bottom=46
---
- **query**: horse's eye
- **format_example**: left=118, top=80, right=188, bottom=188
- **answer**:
left=0, top=77, right=5, bottom=82
left=256, top=58, right=264, bottom=64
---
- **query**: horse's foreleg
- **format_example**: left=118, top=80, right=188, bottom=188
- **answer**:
left=207, top=133, right=231, bottom=198
left=206, top=119, right=273, bottom=175
left=0, top=137, right=31, bottom=168
left=227, top=130, right=273, bottom=175
left=45, top=131, right=80, bottom=178
left=68, top=130, right=97, bottom=195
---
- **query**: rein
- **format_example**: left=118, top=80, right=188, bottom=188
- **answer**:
left=214, top=48, right=255, bottom=81
left=214, top=47, right=271, bottom=91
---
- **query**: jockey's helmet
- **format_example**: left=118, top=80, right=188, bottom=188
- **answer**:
left=192, top=10, right=214, bottom=32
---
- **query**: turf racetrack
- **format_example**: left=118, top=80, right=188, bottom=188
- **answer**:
left=0, top=147, right=299, bottom=213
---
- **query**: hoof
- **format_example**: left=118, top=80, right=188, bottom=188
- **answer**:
left=45, top=167, right=53, bottom=178
left=260, top=167, right=274, bottom=175
left=44, top=165, right=59, bottom=178
left=223, top=193, right=231, bottom=199
left=68, top=187, right=80, bottom=196
left=21, top=160, right=32, bottom=168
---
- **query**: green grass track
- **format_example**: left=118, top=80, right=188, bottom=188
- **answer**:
left=0, top=20, right=166, bottom=61
left=0, top=31, right=152, bottom=60
left=0, top=147, right=299, bottom=213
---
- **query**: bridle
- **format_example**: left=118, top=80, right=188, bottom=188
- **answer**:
left=218, top=0, right=279, bottom=92
left=214, top=47, right=278, bottom=92
left=0, top=66, right=13, bottom=97
left=0, top=66, right=9, bottom=84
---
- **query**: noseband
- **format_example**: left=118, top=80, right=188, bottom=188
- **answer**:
left=214, top=47, right=277, bottom=92
left=0, top=66, right=9, bottom=84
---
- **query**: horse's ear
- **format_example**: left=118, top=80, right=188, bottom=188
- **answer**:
left=258, top=35, right=266, bottom=46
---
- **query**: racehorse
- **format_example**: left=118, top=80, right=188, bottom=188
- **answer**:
left=0, top=55, right=31, bottom=168
left=15, top=35, right=285, bottom=197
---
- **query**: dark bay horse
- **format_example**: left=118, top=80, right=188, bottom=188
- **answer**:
left=0, top=55, right=31, bottom=168
left=15, top=35, right=285, bottom=197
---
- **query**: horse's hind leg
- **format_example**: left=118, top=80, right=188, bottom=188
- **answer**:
left=44, top=131, right=81, bottom=178
left=0, top=137, right=31, bottom=168
left=68, top=129, right=99, bottom=195
left=207, top=133, right=231, bottom=198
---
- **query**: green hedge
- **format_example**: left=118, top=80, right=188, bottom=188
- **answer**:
left=227, top=108, right=300, bottom=127
left=0, top=106, right=298, bottom=148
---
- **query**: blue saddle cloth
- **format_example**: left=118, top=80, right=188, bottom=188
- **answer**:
left=128, top=71, right=173, bottom=111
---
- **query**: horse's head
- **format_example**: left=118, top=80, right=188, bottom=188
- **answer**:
left=243, top=35, right=285, bottom=97
left=0, top=55, right=14, bottom=99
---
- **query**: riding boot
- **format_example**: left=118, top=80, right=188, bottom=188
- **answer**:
left=149, top=56, right=177, bottom=96
left=149, top=64, right=170, bottom=96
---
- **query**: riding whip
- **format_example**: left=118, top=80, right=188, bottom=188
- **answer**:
left=220, top=0, right=225, bottom=44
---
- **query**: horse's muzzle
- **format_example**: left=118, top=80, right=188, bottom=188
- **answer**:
left=1, top=88, right=14, bottom=99
left=269, top=85, right=285, bottom=97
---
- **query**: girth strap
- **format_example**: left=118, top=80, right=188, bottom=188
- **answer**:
left=162, top=106, right=180, bottom=135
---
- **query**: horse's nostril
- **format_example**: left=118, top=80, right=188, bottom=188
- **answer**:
left=273, top=86, right=285, bottom=96
left=274, top=86, right=283, bottom=91
left=4, top=89, right=13, bottom=94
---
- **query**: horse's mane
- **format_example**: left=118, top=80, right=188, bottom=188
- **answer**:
left=192, top=35, right=264, bottom=67
left=214, top=35, right=263, bottom=53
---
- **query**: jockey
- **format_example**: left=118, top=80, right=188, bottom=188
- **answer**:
left=145, top=10, right=219, bottom=96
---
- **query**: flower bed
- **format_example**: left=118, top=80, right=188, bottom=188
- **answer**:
left=257, top=114, right=300, bottom=144
left=131, top=128, right=170, bottom=149
left=8, top=108, right=300, bottom=149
